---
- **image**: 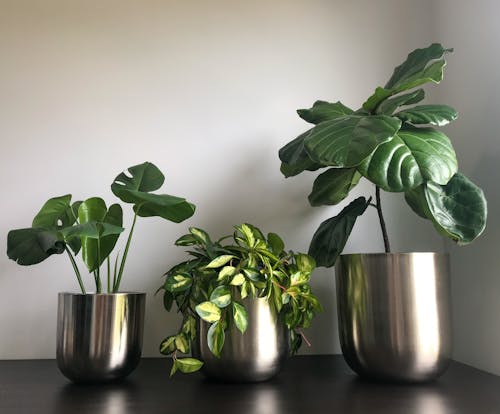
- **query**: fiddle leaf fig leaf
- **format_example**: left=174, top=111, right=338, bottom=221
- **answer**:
left=32, top=194, right=74, bottom=229
left=358, top=126, right=457, bottom=192
left=176, top=358, right=204, bottom=374
left=308, top=168, right=362, bottom=206
left=304, top=115, right=401, bottom=167
left=309, top=197, right=370, bottom=267
left=232, top=302, right=249, bottom=334
left=279, top=131, right=323, bottom=177
left=395, top=105, right=458, bottom=126
left=297, top=100, right=354, bottom=124
left=7, top=228, right=65, bottom=265
left=376, top=89, right=425, bottom=115
left=195, top=301, right=221, bottom=323
left=207, top=321, right=225, bottom=358
left=210, top=285, right=232, bottom=308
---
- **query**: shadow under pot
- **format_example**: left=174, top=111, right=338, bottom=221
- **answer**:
left=56, top=292, right=146, bottom=383
left=336, top=253, right=452, bottom=382
left=193, top=296, right=290, bottom=382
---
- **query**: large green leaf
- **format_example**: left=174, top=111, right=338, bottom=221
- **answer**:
left=376, top=89, right=425, bottom=115
left=308, top=168, right=361, bottom=206
left=195, top=301, right=221, bottom=323
left=304, top=115, right=401, bottom=167
left=406, top=173, right=487, bottom=244
left=210, top=285, right=232, bottom=308
left=395, top=105, right=458, bottom=126
left=111, top=162, right=196, bottom=223
left=175, top=358, right=204, bottom=374
left=363, top=44, right=452, bottom=111
left=32, top=194, right=74, bottom=228
left=7, top=228, right=65, bottom=265
left=279, top=131, right=323, bottom=178
left=297, top=100, right=354, bottom=124
left=358, top=126, right=457, bottom=192
left=308, top=197, right=370, bottom=267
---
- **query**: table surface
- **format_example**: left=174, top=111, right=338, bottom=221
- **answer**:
left=1, top=355, right=499, bottom=414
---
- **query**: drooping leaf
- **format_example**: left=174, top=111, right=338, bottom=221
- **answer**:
left=205, top=255, right=235, bottom=269
left=304, top=115, right=402, bottom=167
left=308, top=168, right=361, bottom=206
left=159, top=335, right=176, bottom=355
left=176, top=358, right=204, bottom=374
left=404, top=185, right=432, bottom=219
left=32, top=194, right=74, bottom=229
left=279, top=131, right=323, bottom=177
left=295, top=253, right=316, bottom=273
left=207, top=321, right=225, bottom=357
left=395, top=105, right=458, bottom=126
left=210, top=285, right=232, bottom=308
left=376, top=89, right=425, bottom=115
left=267, top=232, right=284, bottom=255
left=175, top=334, right=189, bottom=353
left=308, top=197, right=370, bottom=267
left=232, top=302, right=249, bottom=334
left=132, top=195, right=196, bottom=223
left=297, top=100, right=354, bottom=124
left=358, top=125, right=457, bottom=192
left=195, top=301, right=221, bottom=323
left=7, top=228, right=65, bottom=265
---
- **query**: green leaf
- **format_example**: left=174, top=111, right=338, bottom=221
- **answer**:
left=308, top=168, right=362, bottom=206
left=230, top=273, right=245, bottom=286
left=163, top=290, right=174, bottom=311
left=176, top=358, right=204, bottom=374
left=279, top=131, right=323, bottom=177
left=32, top=194, right=74, bottom=229
left=291, top=272, right=309, bottom=286
left=111, top=161, right=196, bottom=223
left=165, top=274, right=192, bottom=293
left=169, top=360, right=178, bottom=377
left=210, top=286, right=232, bottom=308
left=304, top=115, right=401, bottom=167
left=358, top=125, right=457, bottom=192
left=174, top=233, right=198, bottom=246
left=195, top=301, right=221, bottom=323
left=205, top=255, right=235, bottom=269
left=232, top=302, right=249, bottom=334
left=189, top=227, right=212, bottom=245
left=217, top=266, right=236, bottom=281
left=267, top=232, right=284, bottom=255
left=308, top=197, right=370, bottom=267
left=407, top=173, right=487, bottom=244
left=7, top=228, right=64, bottom=265
left=297, top=100, right=354, bottom=124
left=159, top=335, right=176, bottom=355
left=174, top=334, right=189, bottom=353
left=395, top=105, right=458, bottom=126
left=295, top=253, right=316, bottom=273
left=60, top=221, right=124, bottom=241
left=376, top=89, right=425, bottom=115
left=207, top=321, right=225, bottom=357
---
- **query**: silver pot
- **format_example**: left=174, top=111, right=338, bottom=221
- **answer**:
left=336, top=253, right=451, bottom=382
left=56, top=292, right=146, bottom=383
left=193, top=296, right=289, bottom=382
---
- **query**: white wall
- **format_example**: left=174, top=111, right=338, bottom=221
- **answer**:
left=0, top=0, right=439, bottom=359
left=431, top=0, right=500, bottom=375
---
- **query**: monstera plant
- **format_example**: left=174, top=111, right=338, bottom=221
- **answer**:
left=279, top=44, right=487, bottom=266
left=7, top=162, right=196, bottom=293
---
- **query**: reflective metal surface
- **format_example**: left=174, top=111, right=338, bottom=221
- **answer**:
left=336, top=253, right=451, bottom=382
left=193, top=296, right=289, bottom=382
left=57, top=292, right=145, bottom=383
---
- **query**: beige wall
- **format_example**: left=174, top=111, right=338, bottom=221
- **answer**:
left=0, top=0, right=440, bottom=358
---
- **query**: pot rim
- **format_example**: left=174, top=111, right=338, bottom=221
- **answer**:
left=58, top=291, right=146, bottom=296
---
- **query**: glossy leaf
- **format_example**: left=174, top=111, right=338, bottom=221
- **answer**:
left=358, top=126, right=457, bottom=192
left=232, top=302, right=249, bottom=334
left=159, top=335, right=176, bottom=355
left=175, top=233, right=198, bottom=246
left=376, top=89, right=425, bottom=115
left=304, top=115, right=401, bottom=167
left=32, top=194, right=74, bottom=229
left=308, top=197, right=370, bottom=267
left=217, top=266, right=236, bottom=281
left=195, top=301, right=221, bottom=323
left=175, top=335, right=189, bottom=353
left=205, top=255, right=235, bottom=269
left=395, top=105, right=458, bottom=126
left=297, top=100, right=354, bottom=124
left=308, top=168, right=361, bottom=206
left=165, top=274, right=193, bottom=293
left=279, top=131, right=323, bottom=177
left=176, top=358, right=204, bottom=374
left=207, top=321, right=225, bottom=357
left=7, top=228, right=64, bottom=265
left=230, top=273, right=245, bottom=286
left=267, top=232, right=284, bottom=255
left=210, top=285, right=232, bottom=308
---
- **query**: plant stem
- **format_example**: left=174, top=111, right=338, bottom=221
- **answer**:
left=96, top=238, right=101, bottom=293
left=65, top=246, right=86, bottom=294
left=375, top=186, right=391, bottom=253
left=93, top=270, right=102, bottom=293
left=113, top=211, right=138, bottom=292
left=107, top=256, right=111, bottom=293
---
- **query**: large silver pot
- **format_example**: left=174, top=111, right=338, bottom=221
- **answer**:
left=57, top=292, right=146, bottom=383
left=336, top=253, right=451, bottom=382
left=193, top=296, right=289, bottom=382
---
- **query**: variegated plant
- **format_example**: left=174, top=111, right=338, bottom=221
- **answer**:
left=279, top=44, right=487, bottom=267
left=159, top=224, right=321, bottom=376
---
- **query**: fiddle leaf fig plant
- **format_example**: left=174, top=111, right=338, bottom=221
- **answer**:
left=279, top=44, right=487, bottom=267
left=7, top=162, right=196, bottom=293
left=159, top=224, right=322, bottom=376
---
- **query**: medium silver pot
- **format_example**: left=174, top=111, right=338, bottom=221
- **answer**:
left=56, top=292, right=145, bottom=383
left=193, top=296, right=289, bottom=382
left=336, top=253, right=451, bottom=382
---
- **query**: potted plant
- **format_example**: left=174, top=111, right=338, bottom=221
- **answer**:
left=278, top=44, right=487, bottom=381
left=7, top=161, right=196, bottom=382
left=158, top=223, right=321, bottom=381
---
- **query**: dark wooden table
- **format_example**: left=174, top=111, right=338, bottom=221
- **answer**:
left=1, top=355, right=499, bottom=413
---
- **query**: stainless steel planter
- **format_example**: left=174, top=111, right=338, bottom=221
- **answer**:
left=193, top=296, right=289, bottom=382
left=336, top=253, right=451, bottom=382
left=57, top=292, right=146, bottom=383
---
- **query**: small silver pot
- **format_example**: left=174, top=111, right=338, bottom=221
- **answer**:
left=193, top=296, right=289, bottom=382
left=336, top=253, right=452, bottom=382
left=56, top=292, right=146, bottom=383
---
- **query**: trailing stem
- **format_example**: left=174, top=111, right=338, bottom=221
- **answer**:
left=375, top=186, right=391, bottom=253
left=65, top=246, right=86, bottom=294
